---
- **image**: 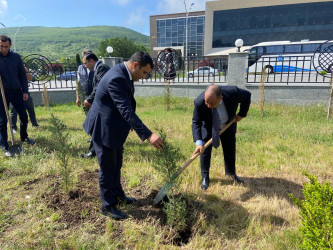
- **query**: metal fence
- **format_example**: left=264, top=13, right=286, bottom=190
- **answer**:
left=247, top=55, right=330, bottom=84
left=28, top=57, right=228, bottom=90
left=141, top=56, right=228, bottom=84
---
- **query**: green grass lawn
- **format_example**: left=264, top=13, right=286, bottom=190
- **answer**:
left=0, top=97, right=332, bottom=249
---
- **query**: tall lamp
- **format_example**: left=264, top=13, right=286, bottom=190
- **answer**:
left=14, top=27, right=23, bottom=52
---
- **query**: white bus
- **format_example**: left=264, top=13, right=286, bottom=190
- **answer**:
left=247, top=40, right=331, bottom=74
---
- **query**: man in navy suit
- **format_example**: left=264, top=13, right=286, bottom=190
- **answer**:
left=192, top=84, right=251, bottom=190
left=83, top=51, right=164, bottom=220
left=80, top=52, right=110, bottom=158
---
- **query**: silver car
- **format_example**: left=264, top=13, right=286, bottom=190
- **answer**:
left=188, top=66, right=220, bottom=78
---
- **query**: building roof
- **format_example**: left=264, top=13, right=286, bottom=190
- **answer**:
left=205, top=46, right=251, bottom=56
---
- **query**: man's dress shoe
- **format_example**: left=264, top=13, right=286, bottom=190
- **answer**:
left=22, top=137, right=35, bottom=145
left=80, top=152, right=96, bottom=158
left=227, top=174, right=244, bottom=184
left=201, top=178, right=209, bottom=190
left=118, top=195, right=137, bottom=205
left=101, top=206, right=128, bottom=220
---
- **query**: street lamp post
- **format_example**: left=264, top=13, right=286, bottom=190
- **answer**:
left=184, top=1, right=194, bottom=74
left=14, top=27, right=23, bottom=52
left=184, top=1, right=194, bottom=59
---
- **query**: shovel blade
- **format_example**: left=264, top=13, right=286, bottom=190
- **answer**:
left=153, top=182, right=174, bottom=205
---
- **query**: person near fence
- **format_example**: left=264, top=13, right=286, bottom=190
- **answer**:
left=76, top=49, right=92, bottom=113
left=0, top=35, right=35, bottom=157
left=11, top=66, right=39, bottom=134
left=80, top=52, right=110, bottom=158
left=192, top=84, right=251, bottom=190
left=164, top=48, right=176, bottom=83
left=83, top=51, right=164, bottom=220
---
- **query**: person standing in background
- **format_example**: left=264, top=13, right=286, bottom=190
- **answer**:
left=11, top=66, right=39, bottom=134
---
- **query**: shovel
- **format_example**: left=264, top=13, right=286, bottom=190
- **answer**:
left=153, top=117, right=236, bottom=205
left=0, top=75, right=14, bottom=145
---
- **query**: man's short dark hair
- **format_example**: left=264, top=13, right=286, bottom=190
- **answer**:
left=129, top=51, right=154, bottom=69
left=84, top=53, right=98, bottom=62
left=165, top=48, right=172, bottom=53
left=0, top=35, right=11, bottom=45
left=82, top=49, right=92, bottom=57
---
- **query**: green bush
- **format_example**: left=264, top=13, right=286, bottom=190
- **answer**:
left=290, top=172, right=333, bottom=249
left=152, top=127, right=187, bottom=233
left=48, top=113, right=72, bottom=193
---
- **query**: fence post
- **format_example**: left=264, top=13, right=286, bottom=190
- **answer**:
left=227, top=52, right=248, bottom=88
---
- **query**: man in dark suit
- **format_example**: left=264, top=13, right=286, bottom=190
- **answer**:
left=82, top=53, right=110, bottom=108
left=192, top=84, right=251, bottom=190
left=80, top=52, right=110, bottom=158
left=0, top=35, right=35, bottom=158
left=83, top=51, right=164, bottom=220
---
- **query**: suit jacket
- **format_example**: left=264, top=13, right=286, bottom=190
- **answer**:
left=83, top=62, right=152, bottom=148
left=86, top=61, right=110, bottom=104
left=192, top=86, right=251, bottom=142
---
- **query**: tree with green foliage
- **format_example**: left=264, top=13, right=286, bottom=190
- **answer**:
left=75, top=53, right=81, bottom=67
left=290, top=172, right=333, bottom=249
left=97, top=37, right=149, bottom=59
left=152, top=127, right=188, bottom=240
left=48, top=114, right=72, bottom=193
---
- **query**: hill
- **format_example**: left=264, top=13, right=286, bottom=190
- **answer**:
left=0, top=26, right=150, bottom=61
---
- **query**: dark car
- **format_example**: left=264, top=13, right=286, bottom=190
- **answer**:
left=57, top=71, right=76, bottom=81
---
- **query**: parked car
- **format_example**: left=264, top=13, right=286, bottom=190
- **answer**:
left=57, top=71, right=76, bottom=81
left=188, top=66, right=219, bottom=78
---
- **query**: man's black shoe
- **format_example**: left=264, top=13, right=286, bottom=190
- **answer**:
left=201, top=178, right=209, bottom=190
left=22, top=137, right=35, bottom=145
left=80, top=152, right=96, bottom=158
left=227, top=174, right=244, bottom=184
left=32, top=124, right=40, bottom=127
left=101, top=206, right=128, bottom=220
left=118, top=195, right=137, bottom=205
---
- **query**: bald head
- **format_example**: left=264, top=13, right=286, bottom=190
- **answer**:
left=204, top=84, right=223, bottom=109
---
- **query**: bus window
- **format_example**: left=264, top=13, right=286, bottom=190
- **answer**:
left=248, top=47, right=257, bottom=66
left=321, top=42, right=333, bottom=51
left=266, top=45, right=283, bottom=54
left=302, top=43, right=320, bottom=52
left=257, top=46, right=264, bottom=55
left=285, top=44, right=302, bottom=53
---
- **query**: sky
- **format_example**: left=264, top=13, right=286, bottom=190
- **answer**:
left=0, top=0, right=210, bottom=35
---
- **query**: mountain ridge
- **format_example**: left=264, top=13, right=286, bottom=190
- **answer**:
left=0, top=26, right=150, bottom=61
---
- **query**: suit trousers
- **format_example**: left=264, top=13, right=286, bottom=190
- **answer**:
left=84, top=103, right=95, bottom=155
left=94, top=142, right=125, bottom=208
left=0, top=92, right=28, bottom=150
left=200, top=130, right=236, bottom=178
left=11, top=94, right=38, bottom=129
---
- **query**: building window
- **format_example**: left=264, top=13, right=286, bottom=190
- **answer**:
left=157, top=15, right=205, bottom=56
left=212, top=2, right=333, bottom=48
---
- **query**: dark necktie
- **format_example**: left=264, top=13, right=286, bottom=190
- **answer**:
left=130, top=80, right=134, bottom=95
left=212, top=108, right=220, bottom=148
left=88, top=71, right=94, bottom=85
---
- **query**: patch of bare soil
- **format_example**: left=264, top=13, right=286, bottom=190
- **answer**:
left=41, top=169, right=194, bottom=245
left=41, top=169, right=106, bottom=233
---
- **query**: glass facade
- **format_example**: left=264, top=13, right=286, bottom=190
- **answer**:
left=157, top=16, right=205, bottom=56
left=213, top=2, right=333, bottom=48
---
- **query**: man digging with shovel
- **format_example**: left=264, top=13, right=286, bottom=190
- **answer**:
left=192, top=84, right=251, bottom=190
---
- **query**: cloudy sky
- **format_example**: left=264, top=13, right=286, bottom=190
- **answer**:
left=0, top=0, right=211, bottom=35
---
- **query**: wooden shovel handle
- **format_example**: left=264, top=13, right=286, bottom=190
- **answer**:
left=170, top=117, right=237, bottom=181
left=0, top=75, right=14, bottom=145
